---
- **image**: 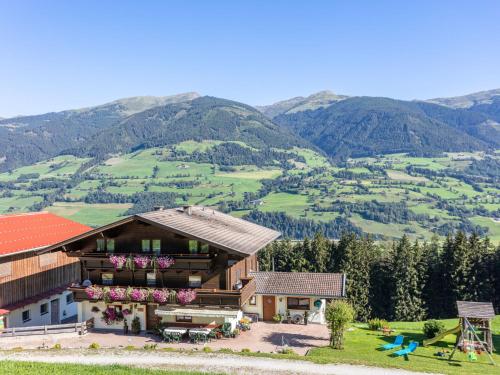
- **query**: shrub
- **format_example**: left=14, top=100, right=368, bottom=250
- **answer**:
left=88, top=342, right=100, bottom=349
left=143, top=344, right=157, bottom=350
left=325, top=300, right=355, bottom=350
left=423, top=319, right=446, bottom=339
left=124, top=345, right=136, bottom=350
left=368, top=318, right=389, bottom=331
left=131, top=316, right=141, bottom=334
left=241, top=348, right=251, bottom=353
left=52, top=343, right=62, bottom=350
left=202, top=346, right=213, bottom=353
left=279, top=347, right=296, bottom=355
left=218, top=348, right=233, bottom=353
left=272, top=313, right=282, bottom=323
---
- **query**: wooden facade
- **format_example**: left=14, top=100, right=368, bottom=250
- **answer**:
left=0, top=251, right=79, bottom=308
left=50, top=217, right=259, bottom=308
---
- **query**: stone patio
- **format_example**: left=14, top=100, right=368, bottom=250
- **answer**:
left=0, top=322, right=329, bottom=355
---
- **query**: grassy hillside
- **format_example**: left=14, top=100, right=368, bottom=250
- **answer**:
left=0, top=140, right=498, bottom=242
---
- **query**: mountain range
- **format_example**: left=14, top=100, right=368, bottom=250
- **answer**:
left=1, top=88, right=499, bottom=171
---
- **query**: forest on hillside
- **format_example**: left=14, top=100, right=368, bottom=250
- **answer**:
left=259, top=232, right=500, bottom=320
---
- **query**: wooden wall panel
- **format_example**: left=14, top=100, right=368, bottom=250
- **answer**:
left=0, top=251, right=80, bottom=308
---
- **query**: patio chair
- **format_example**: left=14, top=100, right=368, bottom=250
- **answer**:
left=221, top=323, right=233, bottom=338
left=163, top=332, right=172, bottom=343
left=208, top=329, right=218, bottom=341
left=393, top=341, right=419, bottom=357
left=380, top=335, right=404, bottom=350
left=171, top=333, right=182, bottom=343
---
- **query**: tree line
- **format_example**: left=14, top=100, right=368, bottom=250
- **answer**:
left=258, top=232, right=500, bottom=321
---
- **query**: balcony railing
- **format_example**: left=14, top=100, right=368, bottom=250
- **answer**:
left=69, top=277, right=255, bottom=308
left=79, top=253, right=216, bottom=272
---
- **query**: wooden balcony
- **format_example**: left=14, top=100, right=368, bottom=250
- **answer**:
left=69, top=277, right=255, bottom=308
left=79, top=253, right=216, bottom=272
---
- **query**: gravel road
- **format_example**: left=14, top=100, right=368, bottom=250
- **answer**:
left=0, top=350, right=438, bottom=375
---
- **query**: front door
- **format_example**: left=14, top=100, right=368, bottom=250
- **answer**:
left=50, top=299, right=60, bottom=324
left=262, top=295, right=276, bottom=321
left=146, top=304, right=159, bottom=331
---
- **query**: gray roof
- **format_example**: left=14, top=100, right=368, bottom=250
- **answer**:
left=456, top=301, right=495, bottom=319
left=250, top=271, right=345, bottom=298
left=137, top=206, right=281, bottom=256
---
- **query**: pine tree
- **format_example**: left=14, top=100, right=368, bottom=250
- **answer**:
left=311, top=232, right=329, bottom=272
left=339, top=234, right=373, bottom=321
left=390, top=236, right=426, bottom=321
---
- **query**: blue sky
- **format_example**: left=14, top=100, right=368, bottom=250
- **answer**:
left=1, top=0, right=499, bottom=117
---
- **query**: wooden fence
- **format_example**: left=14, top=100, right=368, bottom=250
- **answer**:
left=0, top=318, right=94, bottom=338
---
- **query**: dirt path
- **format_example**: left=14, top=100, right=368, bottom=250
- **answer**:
left=0, top=350, right=437, bottom=375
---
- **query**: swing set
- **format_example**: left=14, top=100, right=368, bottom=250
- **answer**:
left=448, top=301, right=496, bottom=366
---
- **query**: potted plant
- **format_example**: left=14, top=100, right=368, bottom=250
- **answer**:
left=286, top=310, right=291, bottom=324
left=272, top=313, right=282, bottom=323
left=123, top=319, right=129, bottom=334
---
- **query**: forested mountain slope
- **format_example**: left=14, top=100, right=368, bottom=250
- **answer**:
left=0, top=93, right=199, bottom=171
left=273, top=96, right=498, bottom=160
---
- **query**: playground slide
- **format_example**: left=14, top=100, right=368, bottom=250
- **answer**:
left=423, top=325, right=460, bottom=347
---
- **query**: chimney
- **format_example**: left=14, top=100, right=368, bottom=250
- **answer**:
left=183, top=205, right=192, bottom=215
left=153, top=206, right=164, bottom=211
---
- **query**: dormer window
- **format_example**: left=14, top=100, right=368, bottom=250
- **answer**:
left=97, top=239, right=105, bottom=252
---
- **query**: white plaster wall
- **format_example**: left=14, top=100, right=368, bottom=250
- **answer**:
left=6, top=291, right=77, bottom=328
left=82, top=301, right=146, bottom=331
left=243, top=295, right=326, bottom=324
left=241, top=295, right=263, bottom=317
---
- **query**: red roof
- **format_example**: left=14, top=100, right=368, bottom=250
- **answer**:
left=0, top=212, right=91, bottom=256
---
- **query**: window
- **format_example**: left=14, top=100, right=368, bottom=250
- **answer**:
left=249, top=295, right=257, bottom=305
left=101, top=273, right=113, bottom=285
left=188, top=275, right=202, bottom=288
left=200, top=243, right=209, bottom=254
left=142, top=239, right=151, bottom=252
left=176, top=315, right=192, bottom=323
left=287, top=297, right=310, bottom=310
left=188, top=240, right=198, bottom=254
left=152, top=239, right=161, bottom=254
left=40, top=303, right=49, bottom=315
left=22, top=310, right=31, bottom=322
left=66, top=293, right=74, bottom=305
left=96, top=239, right=105, bottom=252
left=235, top=269, right=241, bottom=283
left=107, top=239, right=115, bottom=253
left=147, top=272, right=156, bottom=287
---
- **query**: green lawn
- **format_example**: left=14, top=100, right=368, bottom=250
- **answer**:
left=307, top=316, right=500, bottom=375
left=0, top=361, right=208, bottom=375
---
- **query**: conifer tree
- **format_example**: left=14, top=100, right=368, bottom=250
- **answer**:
left=390, top=236, right=426, bottom=321
left=311, top=232, right=329, bottom=272
left=339, top=235, right=373, bottom=321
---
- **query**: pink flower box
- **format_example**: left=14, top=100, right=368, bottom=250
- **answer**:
left=129, top=288, right=148, bottom=302
left=109, top=255, right=127, bottom=269
left=152, top=289, right=168, bottom=303
left=177, top=289, right=197, bottom=305
left=134, top=255, right=151, bottom=269
left=85, top=285, right=104, bottom=300
left=157, top=256, right=175, bottom=269
left=108, top=287, right=126, bottom=301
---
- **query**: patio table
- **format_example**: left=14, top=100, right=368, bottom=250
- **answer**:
left=164, top=327, right=188, bottom=334
left=188, top=328, right=212, bottom=343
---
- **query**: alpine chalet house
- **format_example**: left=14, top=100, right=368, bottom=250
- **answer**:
left=39, top=206, right=346, bottom=332
left=0, top=212, right=91, bottom=329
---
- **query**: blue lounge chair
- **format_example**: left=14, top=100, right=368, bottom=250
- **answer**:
left=380, top=335, right=404, bottom=350
left=393, top=341, right=419, bottom=357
